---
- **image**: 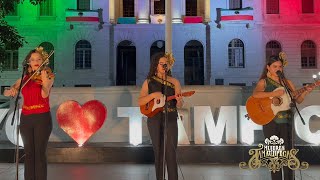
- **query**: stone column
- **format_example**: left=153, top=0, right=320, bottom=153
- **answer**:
left=204, top=0, right=211, bottom=22
left=109, top=0, right=115, bottom=23
left=165, top=0, right=172, bottom=52
left=172, top=0, right=182, bottom=23
left=137, top=0, right=149, bottom=23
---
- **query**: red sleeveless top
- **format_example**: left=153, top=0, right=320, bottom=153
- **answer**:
left=21, top=76, right=50, bottom=115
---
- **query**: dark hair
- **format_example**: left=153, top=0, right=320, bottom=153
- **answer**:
left=259, top=55, right=285, bottom=80
left=147, top=52, right=172, bottom=79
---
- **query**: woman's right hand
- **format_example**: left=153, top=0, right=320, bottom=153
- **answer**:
left=272, top=89, right=285, bottom=97
left=4, top=87, right=18, bottom=97
left=152, top=92, right=164, bottom=99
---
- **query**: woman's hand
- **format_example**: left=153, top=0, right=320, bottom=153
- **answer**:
left=175, top=94, right=183, bottom=102
left=152, top=92, right=164, bottom=99
left=4, top=87, right=18, bottom=97
left=41, top=69, right=54, bottom=98
left=272, top=89, right=285, bottom=97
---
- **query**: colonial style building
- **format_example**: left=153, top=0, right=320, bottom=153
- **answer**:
left=1, top=0, right=320, bottom=92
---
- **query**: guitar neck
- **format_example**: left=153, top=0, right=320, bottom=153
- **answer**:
left=166, top=92, right=191, bottom=101
left=295, top=82, right=318, bottom=96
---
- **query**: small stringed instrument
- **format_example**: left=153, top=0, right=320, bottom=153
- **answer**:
left=246, top=81, right=320, bottom=125
left=140, top=91, right=195, bottom=117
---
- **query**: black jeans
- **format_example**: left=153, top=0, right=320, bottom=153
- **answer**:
left=147, top=112, right=178, bottom=180
left=20, top=112, right=52, bottom=180
left=263, top=120, right=294, bottom=180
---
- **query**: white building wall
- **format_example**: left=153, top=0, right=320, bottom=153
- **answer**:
left=113, top=23, right=206, bottom=85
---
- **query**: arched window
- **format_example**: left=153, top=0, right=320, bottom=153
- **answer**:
left=116, top=40, right=136, bottom=85
left=150, top=40, right=165, bottom=60
left=266, top=40, right=281, bottom=61
left=75, top=40, right=91, bottom=69
left=266, top=0, right=279, bottom=14
left=228, top=39, right=244, bottom=68
left=301, top=40, right=316, bottom=69
left=184, top=40, right=204, bottom=85
left=2, top=45, right=18, bottom=71
left=39, top=42, right=54, bottom=71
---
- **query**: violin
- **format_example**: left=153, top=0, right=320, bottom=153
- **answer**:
left=31, top=66, right=55, bottom=85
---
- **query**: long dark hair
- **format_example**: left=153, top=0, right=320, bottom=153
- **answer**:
left=23, top=49, right=37, bottom=76
left=147, top=52, right=172, bottom=79
left=259, top=55, right=285, bottom=80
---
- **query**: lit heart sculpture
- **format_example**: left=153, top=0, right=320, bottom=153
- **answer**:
left=56, top=100, right=107, bottom=146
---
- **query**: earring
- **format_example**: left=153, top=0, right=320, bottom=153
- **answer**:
left=267, top=71, right=271, bottom=77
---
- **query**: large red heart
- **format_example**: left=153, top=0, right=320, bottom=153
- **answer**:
left=56, top=100, right=107, bottom=146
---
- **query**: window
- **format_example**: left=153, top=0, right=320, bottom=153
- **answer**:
left=116, top=40, right=136, bottom=85
left=77, top=0, right=90, bottom=10
left=266, top=41, right=281, bottom=61
left=302, top=0, right=314, bottom=13
left=2, top=47, right=18, bottom=71
left=186, top=0, right=197, bottom=16
left=39, top=42, right=54, bottom=71
left=123, top=0, right=134, bottom=17
left=228, top=39, right=244, bottom=68
left=266, top=0, right=279, bottom=14
left=229, top=0, right=242, bottom=10
left=75, top=40, right=91, bottom=69
left=154, top=0, right=165, bottom=14
left=184, top=40, right=204, bottom=85
left=301, top=40, right=316, bottom=69
left=40, top=0, right=53, bottom=16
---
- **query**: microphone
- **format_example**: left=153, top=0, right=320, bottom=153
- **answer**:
left=22, top=60, right=28, bottom=67
left=276, top=70, right=284, bottom=78
left=162, top=64, right=168, bottom=71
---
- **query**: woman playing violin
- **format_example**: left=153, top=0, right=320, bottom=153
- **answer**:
left=3, top=46, right=54, bottom=180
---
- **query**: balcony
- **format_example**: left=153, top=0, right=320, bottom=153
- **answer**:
left=65, top=8, right=103, bottom=23
left=215, top=7, right=254, bottom=28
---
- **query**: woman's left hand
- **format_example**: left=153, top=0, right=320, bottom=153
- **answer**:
left=175, top=94, right=184, bottom=107
left=41, top=69, right=54, bottom=84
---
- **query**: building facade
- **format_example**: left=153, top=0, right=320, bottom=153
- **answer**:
left=1, top=0, right=320, bottom=92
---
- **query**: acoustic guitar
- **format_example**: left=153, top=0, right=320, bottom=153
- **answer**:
left=140, top=91, right=195, bottom=117
left=246, top=81, right=319, bottom=125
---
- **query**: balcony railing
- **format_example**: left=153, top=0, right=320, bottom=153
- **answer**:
left=65, top=8, right=103, bottom=23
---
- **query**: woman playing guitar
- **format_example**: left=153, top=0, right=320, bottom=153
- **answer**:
left=252, top=53, right=313, bottom=180
left=138, top=52, right=183, bottom=180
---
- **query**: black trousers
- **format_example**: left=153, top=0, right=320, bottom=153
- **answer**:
left=147, top=112, right=178, bottom=180
left=20, top=112, right=52, bottom=180
left=263, top=120, right=294, bottom=180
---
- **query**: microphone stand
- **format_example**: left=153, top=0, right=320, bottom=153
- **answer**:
left=277, top=71, right=305, bottom=125
left=162, top=65, right=168, bottom=180
left=277, top=71, right=302, bottom=180
left=12, top=63, right=27, bottom=180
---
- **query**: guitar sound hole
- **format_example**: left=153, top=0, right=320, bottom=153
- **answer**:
left=272, top=97, right=283, bottom=106
left=156, top=99, right=160, bottom=104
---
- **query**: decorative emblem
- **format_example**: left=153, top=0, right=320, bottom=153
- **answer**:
left=239, top=135, right=309, bottom=173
